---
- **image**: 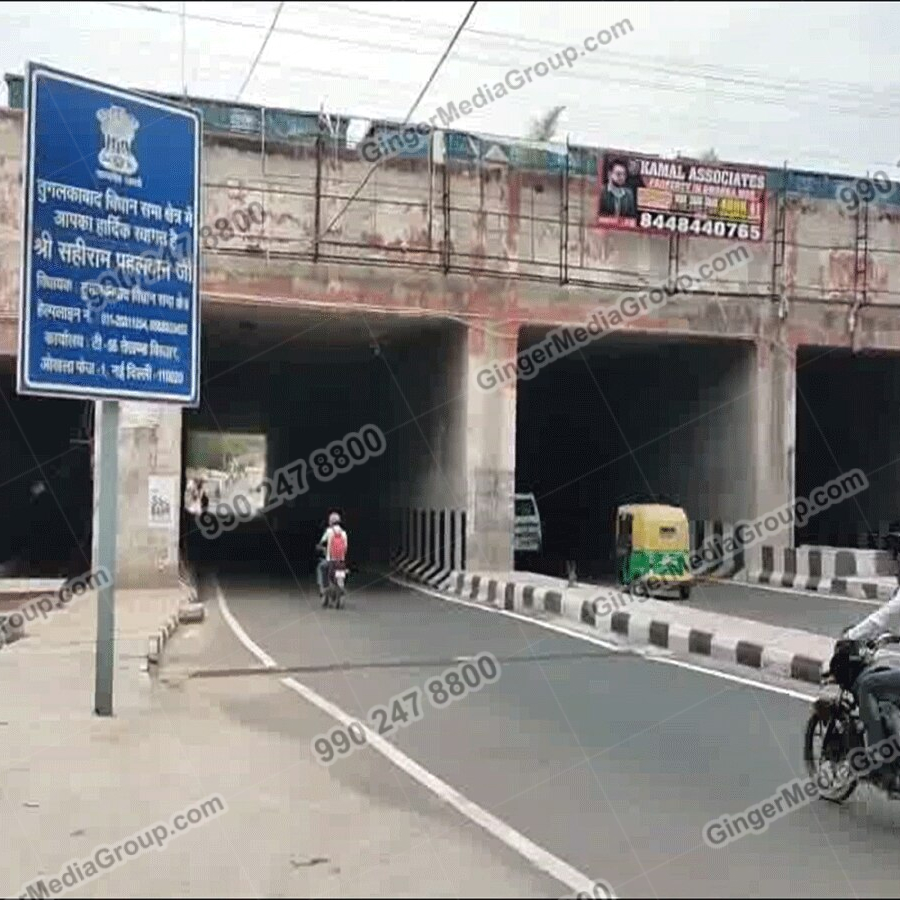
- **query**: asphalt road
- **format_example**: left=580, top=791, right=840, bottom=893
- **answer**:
left=203, top=569, right=900, bottom=899
left=584, top=574, right=878, bottom=637
left=683, top=579, right=880, bottom=636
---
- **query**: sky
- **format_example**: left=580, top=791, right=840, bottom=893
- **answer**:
left=1, top=1, right=899, bottom=177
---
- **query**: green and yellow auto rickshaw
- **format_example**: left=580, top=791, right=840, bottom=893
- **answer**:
left=615, top=503, right=692, bottom=600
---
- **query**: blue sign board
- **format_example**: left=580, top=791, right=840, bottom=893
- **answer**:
left=18, top=63, right=202, bottom=405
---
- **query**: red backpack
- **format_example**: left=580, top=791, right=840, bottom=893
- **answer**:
left=329, top=528, right=347, bottom=561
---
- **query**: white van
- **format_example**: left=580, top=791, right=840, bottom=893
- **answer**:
left=514, top=493, right=543, bottom=553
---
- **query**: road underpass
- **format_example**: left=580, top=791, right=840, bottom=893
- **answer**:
left=183, top=306, right=470, bottom=579
left=515, top=329, right=755, bottom=579
left=0, top=362, right=93, bottom=578
left=796, top=346, right=900, bottom=548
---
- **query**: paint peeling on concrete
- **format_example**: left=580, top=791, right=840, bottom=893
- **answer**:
left=2, top=117, right=900, bottom=360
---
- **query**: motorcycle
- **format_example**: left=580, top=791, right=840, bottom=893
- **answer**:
left=323, top=562, right=347, bottom=609
left=317, top=546, right=347, bottom=610
left=804, top=632, right=900, bottom=803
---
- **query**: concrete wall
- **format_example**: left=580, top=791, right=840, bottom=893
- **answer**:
left=94, top=401, right=182, bottom=589
left=5, top=106, right=900, bottom=353
left=466, top=322, right=517, bottom=571
left=0, top=112, right=21, bottom=358
left=382, top=324, right=469, bottom=563
left=7, top=103, right=900, bottom=564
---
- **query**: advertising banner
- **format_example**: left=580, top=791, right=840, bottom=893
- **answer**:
left=596, top=151, right=767, bottom=241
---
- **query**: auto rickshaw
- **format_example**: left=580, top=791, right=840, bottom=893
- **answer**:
left=615, top=503, right=692, bottom=600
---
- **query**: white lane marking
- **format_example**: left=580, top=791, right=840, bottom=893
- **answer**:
left=215, top=582, right=599, bottom=896
left=394, top=578, right=817, bottom=704
left=704, top=577, right=882, bottom=606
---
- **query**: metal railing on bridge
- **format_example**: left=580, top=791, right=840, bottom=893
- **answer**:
left=7, top=73, right=900, bottom=307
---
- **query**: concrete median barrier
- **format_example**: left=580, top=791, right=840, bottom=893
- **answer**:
left=742, top=544, right=898, bottom=600
left=393, top=565, right=834, bottom=686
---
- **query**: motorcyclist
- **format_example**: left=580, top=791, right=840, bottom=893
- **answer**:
left=316, top=512, right=348, bottom=603
left=840, top=585, right=900, bottom=792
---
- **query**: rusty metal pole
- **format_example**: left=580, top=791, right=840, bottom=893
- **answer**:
left=313, top=130, right=323, bottom=263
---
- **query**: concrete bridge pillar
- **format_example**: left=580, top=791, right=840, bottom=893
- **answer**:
left=92, top=402, right=182, bottom=589
left=750, top=340, right=796, bottom=550
left=466, top=321, right=518, bottom=571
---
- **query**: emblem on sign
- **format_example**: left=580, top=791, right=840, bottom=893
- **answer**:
left=96, top=105, right=140, bottom=177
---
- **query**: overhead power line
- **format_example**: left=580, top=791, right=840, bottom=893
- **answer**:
left=100, top=0, right=900, bottom=114
left=321, top=0, right=480, bottom=238
left=235, top=0, right=285, bottom=100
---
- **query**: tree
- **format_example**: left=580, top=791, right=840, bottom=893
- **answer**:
left=675, top=148, right=720, bottom=162
left=527, top=106, right=566, bottom=143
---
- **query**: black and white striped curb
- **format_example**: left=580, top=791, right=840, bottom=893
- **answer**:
left=408, top=571, right=829, bottom=686
left=147, top=609, right=180, bottom=666
left=744, top=545, right=897, bottom=600
left=147, top=563, right=205, bottom=666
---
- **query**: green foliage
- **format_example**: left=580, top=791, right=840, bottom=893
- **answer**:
left=187, top=431, right=265, bottom=470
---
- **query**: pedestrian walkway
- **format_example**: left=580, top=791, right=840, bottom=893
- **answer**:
left=0, top=576, right=565, bottom=898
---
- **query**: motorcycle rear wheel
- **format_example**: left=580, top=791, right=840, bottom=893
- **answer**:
left=804, top=710, right=859, bottom=804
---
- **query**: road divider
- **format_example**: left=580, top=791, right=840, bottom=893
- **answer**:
left=741, top=543, right=897, bottom=600
left=391, top=558, right=834, bottom=686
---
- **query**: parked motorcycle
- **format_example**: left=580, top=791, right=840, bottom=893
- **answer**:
left=804, top=632, right=900, bottom=803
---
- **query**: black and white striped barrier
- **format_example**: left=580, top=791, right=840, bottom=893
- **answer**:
left=743, top=545, right=898, bottom=599
left=391, top=507, right=466, bottom=588
left=437, top=571, right=828, bottom=685
left=690, top=520, right=745, bottom=577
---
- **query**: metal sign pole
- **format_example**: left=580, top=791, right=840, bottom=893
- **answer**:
left=18, top=63, right=201, bottom=716
left=94, top=399, right=119, bottom=716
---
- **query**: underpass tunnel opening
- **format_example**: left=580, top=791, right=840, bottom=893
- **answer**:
left=515, top=330, right=754, bottom=579
left=796, top=347, right=900, bottom=548
left=182, top=307, right=467, bottom=577
left=0, top=362, right=93, bottom=578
